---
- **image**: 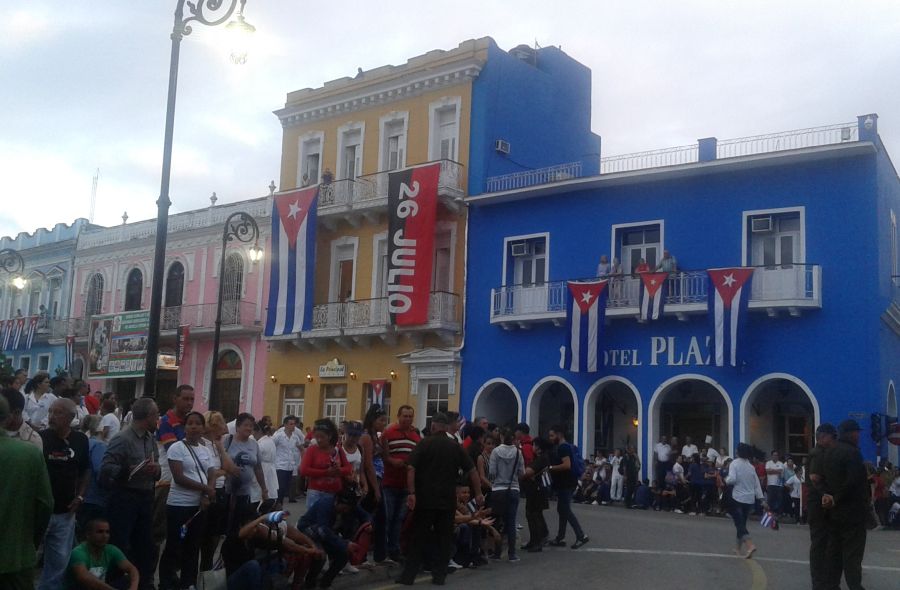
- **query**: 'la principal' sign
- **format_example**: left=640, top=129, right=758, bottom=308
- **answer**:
left=319, top=358, right=347, bottom=378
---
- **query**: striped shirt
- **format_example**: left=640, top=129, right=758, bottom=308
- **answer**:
left=382, top=424, right=421, bottom=488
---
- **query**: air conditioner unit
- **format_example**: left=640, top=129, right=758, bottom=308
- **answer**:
left=751, top=216, right=773, bottom=233
left=510, top=240, right=531, bottom=256
left=494, top=139, right=511, bottom=155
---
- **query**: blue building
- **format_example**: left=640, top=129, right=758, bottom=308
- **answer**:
left=0, top=219, right=95, bottom=377
left=461, top=114, right=900, bottom=470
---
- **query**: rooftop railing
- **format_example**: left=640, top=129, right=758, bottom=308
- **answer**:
left=486, top=161, right=583, bottom=193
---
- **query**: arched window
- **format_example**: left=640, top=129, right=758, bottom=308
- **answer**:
left=164, top=262, right=185, bottom=308
left=222, top=253, right=244, bottom=324
left=85, top=273, right=104, bottom=317
left=124, top=268, right=143, bottom=311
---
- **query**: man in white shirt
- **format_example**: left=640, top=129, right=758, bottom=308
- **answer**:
left=681, top=436, right=699, bottom=460
left=272, top=415, right=303, bottom=506
left=654, top=436, right=672, bottom=489
left=765, top=451, right=785, bottom=516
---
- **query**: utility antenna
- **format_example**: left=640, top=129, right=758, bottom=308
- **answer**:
left=89, top=168, right=100, bottom=222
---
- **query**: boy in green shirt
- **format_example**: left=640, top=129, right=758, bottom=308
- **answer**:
left=66, top=519, right=138, bottom=590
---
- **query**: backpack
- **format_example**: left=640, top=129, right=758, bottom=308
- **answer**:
left=564, top=443, right=586, bottom=480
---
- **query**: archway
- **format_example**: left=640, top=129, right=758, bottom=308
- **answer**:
left=741, top=374, right=818, bottom=460
left=583, top=377, right=641, bottom=460
left=472, top=379, right=521, bottom=428
left=888, top=383, right=898, bottom=466
left=649, top=375, right=733, bottom=461
left=527, top=377, right=578, bottom=442
left=212, top=350, right=243, bottom=420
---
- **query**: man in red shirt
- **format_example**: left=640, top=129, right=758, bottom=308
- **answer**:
left=377, top=405, right=420, bottom=564
left=462, top=416, right=488, bottom=450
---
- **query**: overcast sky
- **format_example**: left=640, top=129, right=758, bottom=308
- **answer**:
left=3, top=0, right=899, bottom=239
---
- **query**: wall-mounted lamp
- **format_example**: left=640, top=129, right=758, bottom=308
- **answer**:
left=349, top=371, right=357, bottom=380
left=270, top=375, right=277, bottom=383
left=306, top=373, right=314, bottom=382
left=631, top=417, right=639, bottom=428
left=389, top=370, right=397, bottom=380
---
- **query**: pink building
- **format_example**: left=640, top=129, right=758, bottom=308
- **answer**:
left=65, top=195, right=272, bottom=418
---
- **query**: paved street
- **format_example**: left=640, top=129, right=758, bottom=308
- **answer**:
left=298, top=501, right=900, bottom=590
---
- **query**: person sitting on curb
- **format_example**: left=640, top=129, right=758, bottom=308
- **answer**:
left=66, top=518, right=139, bottom=590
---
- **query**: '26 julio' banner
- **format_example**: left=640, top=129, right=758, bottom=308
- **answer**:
left=386, top=163, right=440, bottom=325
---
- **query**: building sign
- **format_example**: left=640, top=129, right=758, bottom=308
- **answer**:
left=88, top=310, right=150, bottom=379
left=319, top=357, right=347, bottom=378
left=600, top=335, right=713, bottom=367
left=386, top=163, right=440, bottom=326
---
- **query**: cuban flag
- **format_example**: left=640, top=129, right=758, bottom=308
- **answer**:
left=561, top=279, right=609, bottom=373
left=265, top=187, right=318, bottom=337
left=0, top=319, right=11, bottom=350
left=23, top=316, right=38, bottom=349
left=10, top=317, right=25, bottom=350
left=639, top=272, right=668, bottom=321
left=707, top=267, right=754, bottom=367
left=370, top=380, right=387, bottom=407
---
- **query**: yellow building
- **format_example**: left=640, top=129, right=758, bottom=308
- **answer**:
left=263, top=39, right=490, bottom=429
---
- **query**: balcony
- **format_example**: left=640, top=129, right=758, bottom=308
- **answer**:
left=49, top=301, right=261, bottom=343
left=490, top=265, right=822, bottom=329
left=297, top=291, right=460, bottom=348
left=316, top=160, right=464, bottom=226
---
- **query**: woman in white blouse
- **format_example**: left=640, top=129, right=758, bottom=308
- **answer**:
left=725, top=443, right=766, bottom=558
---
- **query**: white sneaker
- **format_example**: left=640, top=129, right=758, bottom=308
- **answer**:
left=342, top=564, right=360, bottom=574
left=591, top=500, right=599, bottom=505
left=448, top=560, right=463, bottom=570
left=674, top=509, right=684, bottom=514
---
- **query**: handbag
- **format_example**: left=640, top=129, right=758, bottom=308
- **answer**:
left=197, top=554, right=227, bottom=590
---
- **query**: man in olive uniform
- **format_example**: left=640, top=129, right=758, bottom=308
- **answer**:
left=807, top=423, right=837, bottom=590
left=823, top=419, right=869, bottom=590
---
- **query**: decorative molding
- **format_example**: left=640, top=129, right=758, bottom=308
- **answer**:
left=401, top=348, right=461, bottom=396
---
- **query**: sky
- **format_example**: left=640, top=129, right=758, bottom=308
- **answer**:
left=2, top=0, right=900, bottom=239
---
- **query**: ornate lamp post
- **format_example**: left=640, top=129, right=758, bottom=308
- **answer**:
left=0, top=249, right=26, bottom=290
left=208, top=212, right=262, bottom=410
left=144, top=0, right=255, bottom=398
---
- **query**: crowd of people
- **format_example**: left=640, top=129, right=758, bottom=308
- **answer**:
left=2, top=368, right=899, bottom=590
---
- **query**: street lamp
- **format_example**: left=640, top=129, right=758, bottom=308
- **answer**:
left=0, top=249, right=26, bottom=290
left=144, top=0, right=256, bottom=398
left=209, top=212, right=261, bottom=411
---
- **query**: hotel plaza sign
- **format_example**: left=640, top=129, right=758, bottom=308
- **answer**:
left=597, top=336, right=715, bottom=367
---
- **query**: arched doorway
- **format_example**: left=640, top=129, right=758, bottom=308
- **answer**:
left=472, top=379, right=521, bottom=429
left=649, top=375, right=733, bottom=459
left=888, top=383, right=898, bottom=466
left=527, top=377, right=578, bottom=441
left=584, top=377, right=641, bottom=458
left=212, top=350, right=242, bottom=420
left=741, top=375, right=818, bottom=460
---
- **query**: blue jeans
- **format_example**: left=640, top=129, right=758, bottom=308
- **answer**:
left=496, top=490, right=520, bottom=558
left=306, top=489, right=334, bottom=510
left=555, top=488, right=585, bottom=541
left=766, top=485, right=783, bottom=514
left=382, top=486, right=409, bottom=558
left=227, top=560, right=262, bottom=590
left=731, top=500, right=754, bottom=545
left=38, top=512, right=76, bottom=590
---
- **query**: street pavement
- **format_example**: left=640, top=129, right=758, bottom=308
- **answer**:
left=295, top=500, right=900, bottom=590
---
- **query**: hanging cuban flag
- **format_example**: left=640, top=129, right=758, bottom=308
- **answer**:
left=561, top=279, right=609, bottom=373
left=265, top=187, right=319, bottom=337
left=370, top=379, right=387, bottom=406
left=23, top=316, right=38, bottom=350
left=386, top=163, right=440, bottom=326
left=10, top=317, right=25, bottom=350
left=65, top=335, right=75, bottom=370
left=707, top=267, right=754, bottom=367
left=0, top=319, right=12, bottom=350
left=639, top=272, right=668, bottom=321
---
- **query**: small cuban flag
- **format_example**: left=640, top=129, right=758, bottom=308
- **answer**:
left=561, top=279, right=609, bottom=373
left=639, top=272, right=668, bottom=321
left=707, top=267, right=754, bottom=367
left=760, top=511, right=779, bottom=530
left=370, top=379, right=387, bottom=407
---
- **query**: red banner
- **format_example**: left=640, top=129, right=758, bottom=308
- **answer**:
left=386, top=163, right=440, bottom=325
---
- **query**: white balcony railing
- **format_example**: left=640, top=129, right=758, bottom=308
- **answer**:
left=310, top=292, right=459, bottom=333
left=490, top=265, right=821, bottom=323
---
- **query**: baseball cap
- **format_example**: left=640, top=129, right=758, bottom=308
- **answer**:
left=815, top=423, right=837, bottom=437
left=838, top=419, right=862, bottom=435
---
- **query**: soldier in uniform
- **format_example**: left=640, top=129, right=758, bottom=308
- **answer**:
left=822, top=419, right=870, bottom=590
left=807, top=423, right=837, bottom=590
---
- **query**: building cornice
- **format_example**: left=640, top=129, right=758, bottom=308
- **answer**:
left=274, top=59, right=484, bottom=128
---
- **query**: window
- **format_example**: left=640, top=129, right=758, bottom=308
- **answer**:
left=432, top=230, right=452, bottom=292
left=380, top=114, right=408, bottom=172
left=322, top=384, right=347, bottom=424
left=37, top=353, right=51, bottom=372
left=222, top=253, right=243, bottom=323
left=85, top=273, right=104, bottom=317
left=298, top=133, right=324, bottom=187
left=372, top=234, right=389, bottom=298
left=329, top=239, right=357, bottom=302
left=28, top=282, right=42, bottom=316
left=618, top=225, right=661, bottom=274
left=423, top=382, right=450, bottom=431
left=48, top=276, right=62, bottom=318
left=337, top=125, right=364, bottom=180
left=508, top=237, right=547, bottom=287
left=164, top=262, right=185, bottom=308
left=429, top=98, right=461, bottom=162
left=743, top=208, right=806, bottom=300
left=281, top=385, right=305, bottom=425
left=18, top=356, right=31, bottom=376
left=364, top=381, right=391, bottom=417
left=124, top=268, right=143, bottom=311
left=748, top=213, right=801, bottom=268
